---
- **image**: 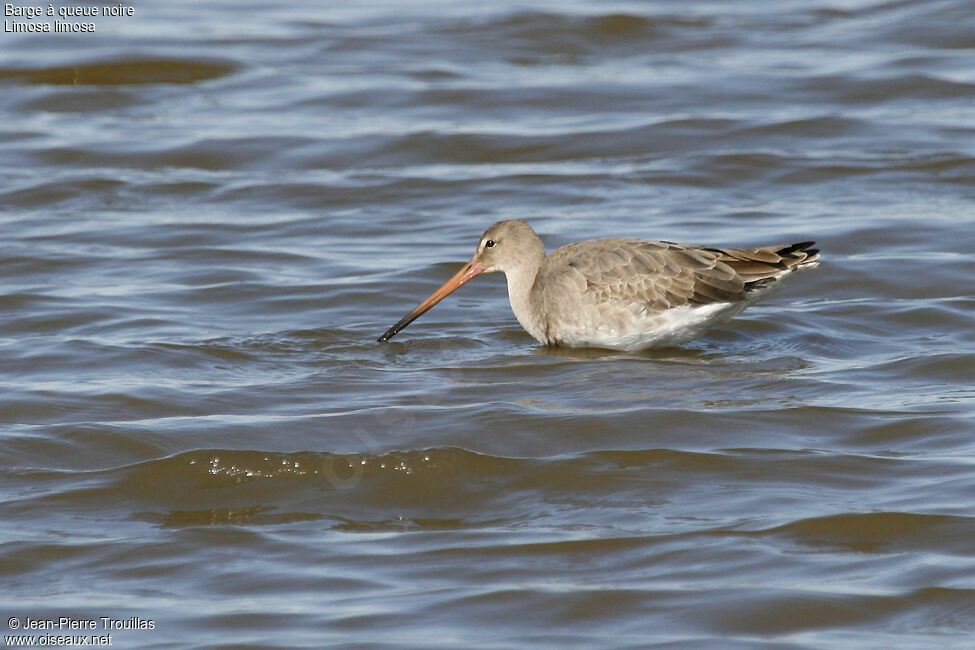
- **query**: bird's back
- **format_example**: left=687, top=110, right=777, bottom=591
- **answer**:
left=528, top=237, right=819, bottom=349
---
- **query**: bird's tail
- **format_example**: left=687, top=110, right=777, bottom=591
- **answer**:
left=712, top=241, right=820, bottom=291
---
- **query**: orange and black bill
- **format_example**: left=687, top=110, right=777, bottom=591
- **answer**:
left=378, top=259, right=484, bottom=342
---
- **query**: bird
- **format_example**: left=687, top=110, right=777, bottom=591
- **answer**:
left=378, top=220, right=819, bottom=351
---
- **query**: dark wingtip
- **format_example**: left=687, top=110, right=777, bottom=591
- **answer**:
left=778, top=241, right=820, bottom=263
left=781, top=241, right=815, bottom=255
left=797, top=241, right=820, bottom=261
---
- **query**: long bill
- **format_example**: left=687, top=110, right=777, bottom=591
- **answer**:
left=378, top=259, right=484, bottom=342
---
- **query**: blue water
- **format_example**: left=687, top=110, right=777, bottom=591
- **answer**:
left=2, top=0, right=974, bottom=647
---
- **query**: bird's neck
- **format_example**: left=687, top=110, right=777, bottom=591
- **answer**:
left=503, top=247, right=546, bottom=340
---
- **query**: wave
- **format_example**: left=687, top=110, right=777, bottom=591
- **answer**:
left=0, top=58, right=239, bottom=86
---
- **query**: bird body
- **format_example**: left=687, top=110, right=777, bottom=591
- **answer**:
left=379, top=220, right=819, bottom=351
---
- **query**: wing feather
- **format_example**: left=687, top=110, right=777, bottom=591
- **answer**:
left=536, top=237, right=819, bottom=315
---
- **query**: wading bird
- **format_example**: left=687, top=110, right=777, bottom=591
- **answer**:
left=378, top=220, right=819, bottom=351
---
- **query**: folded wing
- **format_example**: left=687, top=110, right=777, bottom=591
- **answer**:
left=536, top=238, right=819, bottom=316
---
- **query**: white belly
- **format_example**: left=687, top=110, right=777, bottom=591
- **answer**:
left=543, top=301, right=748, bottom=351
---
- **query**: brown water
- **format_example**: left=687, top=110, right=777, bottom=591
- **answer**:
left=2, top=1, right=975, bottom=648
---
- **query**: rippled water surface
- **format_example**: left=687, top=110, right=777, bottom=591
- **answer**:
left=2, top=0, right=975, bottom=647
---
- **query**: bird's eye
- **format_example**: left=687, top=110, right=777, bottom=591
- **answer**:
left=485, top=240, right=496, bottom=248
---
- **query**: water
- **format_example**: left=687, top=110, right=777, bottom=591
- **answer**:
left=2, top=0, right=974, bottom=647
